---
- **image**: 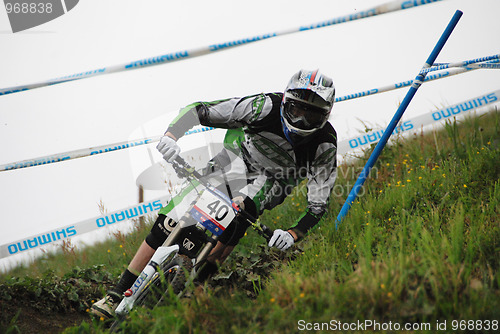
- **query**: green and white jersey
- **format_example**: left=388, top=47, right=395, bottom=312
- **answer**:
left=166, top=92, right=337, bottom=238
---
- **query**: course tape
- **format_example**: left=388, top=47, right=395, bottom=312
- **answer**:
left=0, top=196, right=170, bottom=259
left=337, top=57, right=499, bottom=102
left=0, top=127, right=213, bottom=172
left=2, top=55, right=496, bottom=172
left=0, top=0, right=443, bottom=97
left=1, top=90, right=498, bottom=259
left=418, top=54, right=500, bottom=74
left=337, top=89, right=500, bottom=153
left=464, top=63, right=500, bottom=70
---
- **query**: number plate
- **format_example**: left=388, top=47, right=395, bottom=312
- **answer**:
left=190, top=188, right=236, bottom=236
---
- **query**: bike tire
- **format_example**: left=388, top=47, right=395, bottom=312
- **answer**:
left=109, top=255, right=193, bottom=333
left=135, top=254, right=193, bottom=309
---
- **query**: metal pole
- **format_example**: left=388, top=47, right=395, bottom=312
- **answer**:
left=336, top=10, right=463, bottom=228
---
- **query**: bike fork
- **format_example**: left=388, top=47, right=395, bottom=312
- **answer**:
left=115, top=244, right=180, bottom=316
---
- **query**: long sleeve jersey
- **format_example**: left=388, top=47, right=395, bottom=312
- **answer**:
left=167, top=92, right=337, bottom=239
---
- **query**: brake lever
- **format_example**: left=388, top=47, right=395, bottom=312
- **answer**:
left=235, top=205, right=273, bottom=242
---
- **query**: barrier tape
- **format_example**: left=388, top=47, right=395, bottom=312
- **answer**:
left=1, top=90, right=498, bottom=259
left=0, top=196, right=170, bottom=259
left=464, top=63, right=500, bottom=70
left=337, top=89, right=500, bottom=153
left=0, top=0, right=443, bottom=97
left=418, top=54, right=500, bottom=74
left=0, top=127, right=213, bottom=172
left=2, top=55, right=496, bottom=172
left=337, top=58, right=499, bottom=102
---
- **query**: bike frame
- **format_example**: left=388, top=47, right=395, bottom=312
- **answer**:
left=115, top=156, right=272, bottom=316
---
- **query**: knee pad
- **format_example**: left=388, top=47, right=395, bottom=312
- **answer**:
left=145, top=214, right=177, bottom=250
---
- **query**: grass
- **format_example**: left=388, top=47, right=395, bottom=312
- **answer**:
left=1, top=110, right=499, bottom=333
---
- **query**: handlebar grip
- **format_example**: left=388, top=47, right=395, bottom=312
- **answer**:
left=172, top=155, right=205, bottom=180
left=174, top=155, right=188, bottom=167
left=260, top=224, right=274, bottom=242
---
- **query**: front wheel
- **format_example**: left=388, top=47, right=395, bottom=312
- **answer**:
left=135, top=254, right=193, bottom=308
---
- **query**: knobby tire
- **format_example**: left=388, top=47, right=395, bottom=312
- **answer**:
left=110, top=254, right=193, bottom=332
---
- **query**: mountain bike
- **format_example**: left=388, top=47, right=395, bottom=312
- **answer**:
left=110, top=156, right=273, bottom=329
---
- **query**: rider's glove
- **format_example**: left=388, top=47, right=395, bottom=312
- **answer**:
left=269, top=229, right=295, bottom=251
left=156, top=135, right=180, bottom=163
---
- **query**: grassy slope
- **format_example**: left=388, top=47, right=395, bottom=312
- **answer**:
left=2, top=111, right=499, bottom=333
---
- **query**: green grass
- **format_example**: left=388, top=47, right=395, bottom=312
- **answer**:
left=2, top=111, right=499, bottom=334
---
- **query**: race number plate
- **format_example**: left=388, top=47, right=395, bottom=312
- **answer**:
left=190, top=188, right=236, bottom=236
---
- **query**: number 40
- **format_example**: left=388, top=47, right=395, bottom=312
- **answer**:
left=206, top=200, right=229, bottom=221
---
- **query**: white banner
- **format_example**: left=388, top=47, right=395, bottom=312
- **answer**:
left=338, top=90, right=500, bottom=153
left=0, top=195, right=170, bottom=259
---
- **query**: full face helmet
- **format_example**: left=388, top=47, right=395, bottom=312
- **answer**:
left=281, top=69, right=335, bottom=145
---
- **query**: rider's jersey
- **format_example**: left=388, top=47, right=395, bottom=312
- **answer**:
left=167, top=92, right=337, bottom=239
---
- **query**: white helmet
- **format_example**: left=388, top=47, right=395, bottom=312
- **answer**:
left=281, top=69, right=335, bottom=144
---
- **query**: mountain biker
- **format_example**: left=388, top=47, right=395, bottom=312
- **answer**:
left=91, top=69, right=338, bottom=319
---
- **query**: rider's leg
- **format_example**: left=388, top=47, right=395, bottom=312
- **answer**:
left=207, top=242, right=235, bottom=263
left=195, top=196, right=255, bottom=284
left=112, top=214, right=173, bottom=294
left=196, top=179, right=293, bottom=283
left=91, top=214, right=173, bottom=318
left=195, top=241, right=235, bottom=283
left=127, top=241, right=156, bottom=274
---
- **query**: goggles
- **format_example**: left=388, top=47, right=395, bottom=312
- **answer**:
left=284, top=100, right=328, bottom=130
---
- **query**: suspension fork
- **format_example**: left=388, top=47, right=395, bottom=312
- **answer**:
left=115, top=244, right=180, bottom=316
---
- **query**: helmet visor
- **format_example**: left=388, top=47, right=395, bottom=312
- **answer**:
left=284, top=100, right=328, bottom=131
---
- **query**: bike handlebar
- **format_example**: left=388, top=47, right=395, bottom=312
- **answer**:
left=171, top=156, right=274, bottom=242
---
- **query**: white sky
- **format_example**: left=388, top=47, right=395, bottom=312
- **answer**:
left=0, top=0, right=499, bottom=270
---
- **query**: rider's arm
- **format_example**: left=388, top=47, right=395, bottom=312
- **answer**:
left=164, top=131, right=177, bottom=140
left=165, top=94, right=271, bottom=140
left=289, top=142, right=338, bottom=241
left=289, top=208, right=325, bottom=241
left=165, top=102, right=205, bottom=140
left=287, top=229, right=299, bottom=241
